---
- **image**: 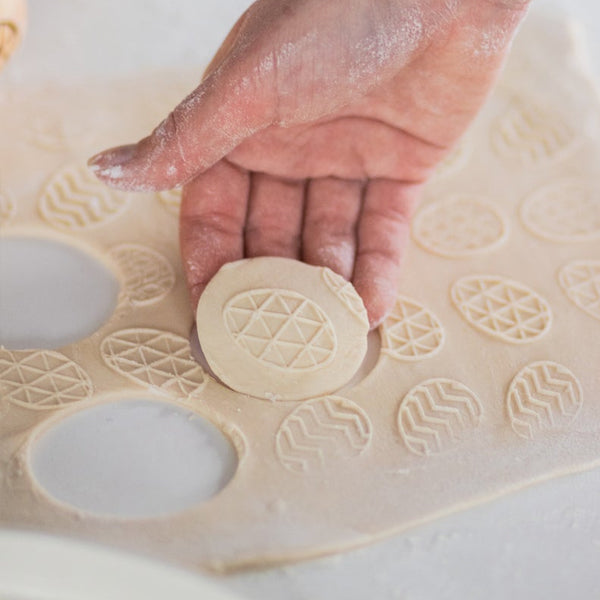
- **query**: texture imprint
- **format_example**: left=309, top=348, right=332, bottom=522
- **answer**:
left=558, top=260, right=600, bottom=321
left=0, top=350, right=93, bottom=410
left=506, top=361, right=583, bottom=439
left=100, top=328, right=206, bottom=400
left=275, top=396, right=372, bottom=472
left=224, top=289, right=337, bottom=371
left=451, top=275, right=552, bottom=343
left=397, top=379, right=483, bottom=456
left=39, top=163, right=130, bottom=230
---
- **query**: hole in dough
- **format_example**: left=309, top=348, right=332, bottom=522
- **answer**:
left=0, top=236, right=119, bottom=349
left=30, top=398, right=238, bottom=518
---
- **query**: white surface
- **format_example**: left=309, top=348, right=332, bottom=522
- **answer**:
left=31, top=398, right=237, bottom=518
left=2, top=0, right=600, bottom=598
left=0, top=529, right=244, bottom=600
left=0, top=236, right=119, bottom=349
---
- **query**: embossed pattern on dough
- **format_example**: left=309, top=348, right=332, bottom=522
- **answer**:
left=451, top=275, right=552, bottom=344
left=109, top=244, right=175, bottom=306
left=0, top=186, right=15, bottom=224
left=397, top=378, right=483, bottom=456
left=275, top=396, right=372, bottom=473
left=100, top=328, right=206, bottom=400
left=0, top=350, right=93, bottom=410
left=224, top=289, right=337, bottom=371
left=321, top=268, right=368, bottom=325
left=39, top=163, right=130, bottom=230
left=558, top=260, right=600, bottom=321
left=412, top=195, right=509, bottom=258
left=491, top=100, right=580, bottom=167
left=380, top=296, right=445, bottom=361
left=157, top=189, right=182, bottom=216
left=506, top=361, right=583, bottom=440
left=520, top=179, right=600, bottom=242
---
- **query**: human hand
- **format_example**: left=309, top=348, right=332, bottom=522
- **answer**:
left=89, top=0, right=531, bottom=327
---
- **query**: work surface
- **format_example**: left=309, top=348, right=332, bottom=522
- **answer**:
left=1, top=1, right=600, bottom=598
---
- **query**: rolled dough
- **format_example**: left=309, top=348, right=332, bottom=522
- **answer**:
left=0, top=11, right=599, bottom=573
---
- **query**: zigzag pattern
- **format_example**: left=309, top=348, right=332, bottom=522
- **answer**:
left=0, top=349, right=93, bottom=410
left=39, top=163, right=130, bottom=230
left=507, top=361, right=583, bottom=440
left=157, top=189, right=182, bottom=216
left=521, top=179, right=600, bottom=243
left=321, top=268, right=368, bottom=325
left=398, top=378, right=483, bottom=456
left=275, top=396, right=372, bottom=472
left=492, top=100, right=579, bottom=167
left=100, top=328, right=207, bottom=400
left=559, top=260, right=600, bottom=322
left=412, top=196, right=508, bottom=258
left=109, top=243, right=175, bottom=306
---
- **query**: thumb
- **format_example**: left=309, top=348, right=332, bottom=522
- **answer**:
left=88, top=19, right=275, bottom=192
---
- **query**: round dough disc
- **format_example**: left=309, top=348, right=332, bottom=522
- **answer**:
left=196, top=257, right=369, bottom=401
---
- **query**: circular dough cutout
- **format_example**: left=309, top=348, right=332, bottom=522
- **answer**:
left=196, top=258, right=369, bottom=401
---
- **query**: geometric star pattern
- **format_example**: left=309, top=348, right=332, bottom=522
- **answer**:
left=380, top=295, right=445, bottom=361
left=321, top=268, right=368, bottom=325
left=451, top=275, right=552, bottom=344
left=413, top=195, right=508, bottom=258
left=0, top=349, right=93, bottom=410
left=109, top=243, right=176, bottom=306
left=521, top=178, right=600, bottom=243
left=224, top=289, right=337, bottom=371
left=100, top=328, right=206, bottom=400
left=558, top=259, right=600, bottom=321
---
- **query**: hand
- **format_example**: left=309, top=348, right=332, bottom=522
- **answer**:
left=89, top=0, right=530, bottom=327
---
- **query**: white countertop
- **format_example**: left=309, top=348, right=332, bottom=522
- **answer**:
left=3, top=1, right=600, bottom=598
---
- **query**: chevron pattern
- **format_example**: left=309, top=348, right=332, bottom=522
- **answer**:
left=38, top=163, right=130, bottom=230
left=397, top=378, right=483, bottom=456
left=275, top=396, right=372, bottom=472
left=101, top=328, right=206, bottom=400
left=321, top=268, right=368, bottom=325
left=157, top=189, right=182, bottom=216
left=224, top=289, right=337, bottom=371
left=412, top=196, right=508, bottom=258
left=109, top=244, right=175, bottom=306
left=507, top=361, right=583, bottom=440
left=0, top=350, right=93, bottom=410
left=559, top=260, right=600, bottom=321
left=0, top=187, right=15, bottom=225
left=521, top=179, right=600, bottom=243
left=451, top=275, right=552, bottom=344
left=380, top=295, right=445, bottom=361
left=492, top=100, right=579, bottom=167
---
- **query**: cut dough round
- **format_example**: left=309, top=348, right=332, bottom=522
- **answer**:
left=196, top=257, right=369, bottom=401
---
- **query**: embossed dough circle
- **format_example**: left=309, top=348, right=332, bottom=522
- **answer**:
left=196, top=257, right=369, bottom=401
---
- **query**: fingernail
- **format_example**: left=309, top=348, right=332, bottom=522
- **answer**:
left=88, top=144, right=137, bottom=173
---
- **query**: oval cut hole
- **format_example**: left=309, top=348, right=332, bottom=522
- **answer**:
left=0, top=236, right=120, bottom=349
left=30, top=399, right=237, bottom=518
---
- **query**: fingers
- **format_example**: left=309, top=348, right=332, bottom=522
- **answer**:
left=352, top=179, right=421, bottom=329
left=180, top=161, right=250, bottom=309
left=302, top=178, right=362, bottom=280
left=245, top=173, right=304, bottom=259
left=89, top=46, right=275, bottom=193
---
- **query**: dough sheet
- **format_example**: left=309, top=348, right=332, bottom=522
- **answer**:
left=0, top=13, right=599, bottom=572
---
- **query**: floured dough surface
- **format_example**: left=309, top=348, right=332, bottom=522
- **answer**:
left=0, top=12, right=600, bottom=573
left=196, top=257, right=368, bottom=401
